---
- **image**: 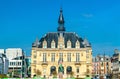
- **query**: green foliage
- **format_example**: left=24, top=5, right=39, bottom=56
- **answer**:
left=66, top=77, right=76, bottom=79
left=36, top=70, right=41, bottom=76
left=0, top=74, right=8, bottom=78
left=67, top=71, right=74, bottom=78
left=52, top=71, right=57, bottom=78
left=70, top=71, right=74, bottom=77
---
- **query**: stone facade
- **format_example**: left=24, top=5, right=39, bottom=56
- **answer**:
left=31, top=9, right=92, bottom=78
left=92, top=55, right=111, bottom=76
left=6, top=48, right=26, bottom=77
left=112, top=49, right=120, bottom=78
left=0, top=53, right=9, bottom=74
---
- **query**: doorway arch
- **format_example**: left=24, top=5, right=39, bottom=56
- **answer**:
left=50, top=66, right=56, bottom=75
left=66, top=66, right=72, bottom=74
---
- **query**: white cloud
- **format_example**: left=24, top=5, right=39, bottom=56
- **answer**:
left=82, top=13, right=93, bottom=18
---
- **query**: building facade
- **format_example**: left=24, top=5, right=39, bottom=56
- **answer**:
left=112, top=49, right=120, bottom=78
left=92, top=55, right=111, bottom=77
left=6, top=48, right=26, bottom=77
left=31, top=9, right=92, bottom=78
left=25, top=56, right=31, bottom=77
left=0, top=51, right=9, bottom=74
left=0, top=49, right=5, bottom=54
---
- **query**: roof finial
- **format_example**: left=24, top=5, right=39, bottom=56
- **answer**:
left=58, top=8, right=64, bottom=24
left=57, top=8, right=66, bottom=32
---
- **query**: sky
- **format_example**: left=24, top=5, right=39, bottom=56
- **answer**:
left=0, top=0, right=120, bottom=56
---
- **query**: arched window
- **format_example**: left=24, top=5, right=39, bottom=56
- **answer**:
left=43, top=40, right=47, bottom=48
left=76, top=40, right=80, bottom=48
left=51, top=40, right=55, bottom=48
left=67, top=40, right=71, bottom=48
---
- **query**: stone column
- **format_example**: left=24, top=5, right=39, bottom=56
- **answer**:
left=64, top=66, right=67, bottom=78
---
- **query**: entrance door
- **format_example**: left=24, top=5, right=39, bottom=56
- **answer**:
left=66, top=66, right=72, bottom=74
left=50, top=66, right=56, bottom=75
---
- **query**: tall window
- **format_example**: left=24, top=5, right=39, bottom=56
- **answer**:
left=76, top=40, right=80, bottom=48
left=76, top=67, right=79, bottom=73
left=67, top=40, right=71, bottom=48
left=59, top=53, right=63, bottom=60
left=20, top=62, right=21, bottom=65
left=106, top=62, right=109, bottom=65
left=43, top=53, right=47, bottom=62
left=51, top=40, right=55, bottom=48
left=33, top=54, right=36, bottom=58
left=76, top=53, right=80, bottom=62
left=67, top=53, right=71, bottom=62
left=12, top=62, right=13, bottom=66
left=33, top=60, right=36, bottom=64
left=18, top=62, right=19, bottom=65
left=13, top=62, right=15, bottom=66
left=86, top=55, right=89, bottom=58
left=51, top=53, right=55, bottom=62
left=43, top=40, right=47, bottom=48
left=9, top=62, right=11, bottom=66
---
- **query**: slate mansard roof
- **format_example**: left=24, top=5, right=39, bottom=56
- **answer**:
left=32, top=32, right=91, bottom=48
left=32, top=9, right=91, bottom=48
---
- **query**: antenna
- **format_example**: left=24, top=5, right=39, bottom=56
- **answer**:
left=60, top=0, right=63, bottom=9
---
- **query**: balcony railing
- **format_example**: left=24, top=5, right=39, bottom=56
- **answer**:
left=41, top=61, right=48, bottom=65
left=32, top=61, right=87, bottom=65
left=75, top=62, right=81, bottom=65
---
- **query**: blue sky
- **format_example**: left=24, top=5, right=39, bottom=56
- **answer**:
left=0, top=0, right=120, bottom=56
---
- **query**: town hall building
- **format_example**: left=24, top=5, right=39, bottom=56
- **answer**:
left=31, top=9, right=92, bottom=78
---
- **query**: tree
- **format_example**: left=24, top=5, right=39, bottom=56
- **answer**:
left=70, top=71, right=74, bottom=77
left=52, top=71, right=57, bottom=78
left=36, top=70, right=41, bottom=76
left=0, top=74, right=8, bottom=78
left=85, top=69, right=90, bottom=78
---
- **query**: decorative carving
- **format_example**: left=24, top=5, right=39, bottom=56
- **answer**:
left=75, top=62, right=81, bottom=65
left=41, top=62, right=48, bottom=65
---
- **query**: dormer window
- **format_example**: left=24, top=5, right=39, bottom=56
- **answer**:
left=67, top=40, right=71, bottom=48
left=43, top=40, right=47, bottom=48
left=76, top=40, right=80, bottom=48
left=51, top=40, right=55, bottom=48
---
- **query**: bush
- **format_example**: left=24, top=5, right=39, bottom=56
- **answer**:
left=0, top=74, right=8, bottom=78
